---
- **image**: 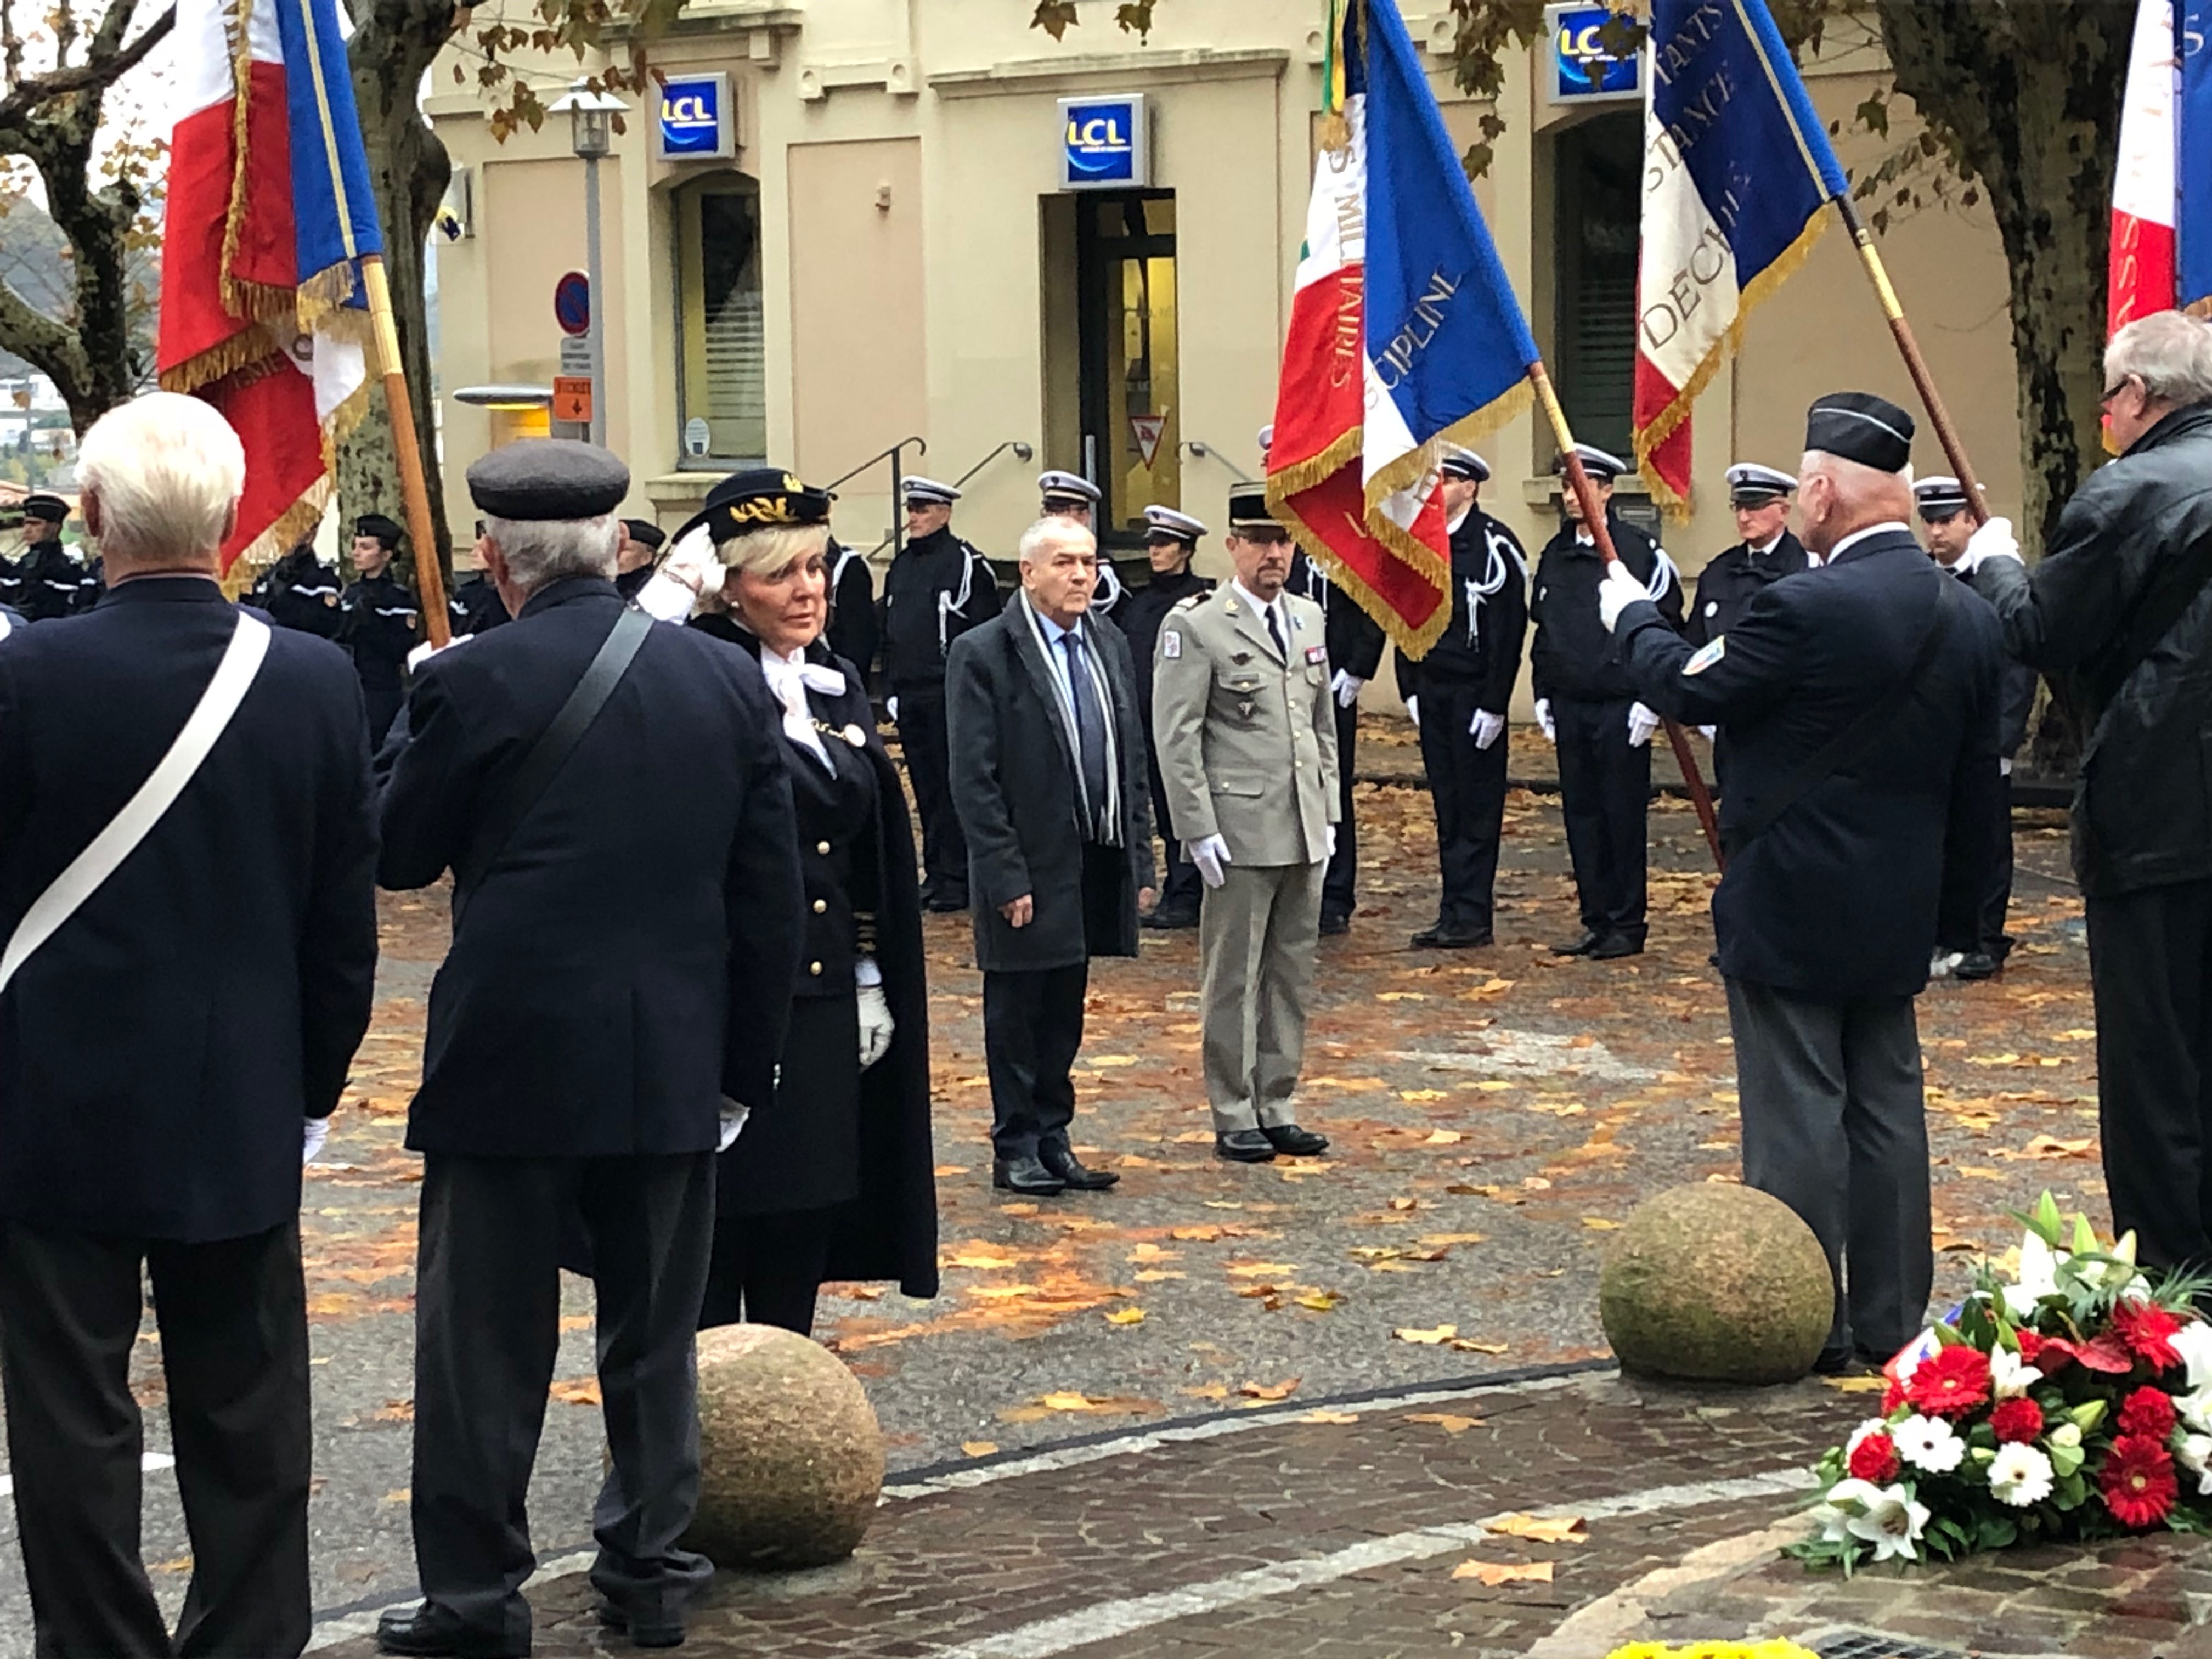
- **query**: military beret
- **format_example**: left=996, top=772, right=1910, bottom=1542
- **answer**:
left=1912, top=475, right=1975, bottom=520
left=466, top=439, right=629, bottom=522
left=1554, top=443, right=1627, bottom=482
left=902, top=476, right=961, bottom=506
left=21, top=493, right=67, bottom=524
left=1725, top=462, right=1797, bottom=505
left=672, top=467, right=833, bottom=546
left=1143, top=504, right=1207, bottom=542
left=1439, top=448, right=1491, bottom=483
left=1227, top=482, right=1282, bottom=532
left=1805, top=392, right=1915, bottom=474
left=354, top=513, right=404, bottom=546
left=621, top=517, right=666, bottom=551
left=1038, top=470, right=1101, bottom=508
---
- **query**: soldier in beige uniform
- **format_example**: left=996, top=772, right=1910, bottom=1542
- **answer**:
left=1152, top=483, right=1338, bottom=1163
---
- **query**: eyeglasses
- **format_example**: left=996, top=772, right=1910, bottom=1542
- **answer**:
left=2101, top=374, right=2139, bottom=406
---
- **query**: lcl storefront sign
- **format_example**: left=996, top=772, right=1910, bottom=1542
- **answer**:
left=1058, top=93, right=1150, bottom=189
left=657, top=71, right=735, bottom=161
left=1545, top=3, right=1641, bottom=103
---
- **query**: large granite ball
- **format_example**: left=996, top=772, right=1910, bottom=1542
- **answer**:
left=682, top=1323, right=885, bottom=1569
left=1599, top=1183, right=1832, bottom=1385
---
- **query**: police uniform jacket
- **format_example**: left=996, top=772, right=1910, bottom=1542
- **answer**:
left=826, top=539, right=880, bottom=682
left=341, top=572, right=420, bottom=684
left=1530, top=514, right=1684, bottom=702
left=1944, top=567, right=2037, bottom=760
left=1151, top=584, right=1340, bottom=867
left=14, top=541, right=85, bottom=623
left=1287, top=551, right=1386, bottom=681
left=1394, top=509, right=1527, bottom=711
left=1684, top=531, right=1812, bottom=649
left=1113, top=566, right=1212, bottom=720
left=452, top=573, right=510, bottom=635
left=946, top=597, right=1154, bottom=975
left=0, top=578, right=378, bottom=1240
left=1616, top=528, right=2003, bottom=998
left=379, top=577, right=805, bottom=1156
left=256, top=546, right=346, bottom=641
left=881, top=524, right=1001, bottom=694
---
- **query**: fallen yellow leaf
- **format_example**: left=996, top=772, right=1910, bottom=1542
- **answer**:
left=1408, top=1413, right=1482, bottom=1435
left=1039, top=1391, right=1093, bottom=1410
left=949, top=1252, right=1018, bottom=1269
left=1227, top=1261, right=1300, bottom=1277
left=1449, top=1338, right=1509, bottom=1355
left=1394, top=1324, right=1458, bottom=1344
left=1082, top=1054, right=1137, bottom=1067
left=1825, top=1375, right=1889, bottom=1393
left=1104, top=1307, right=1147, bottom=1325
left=1301, top=1409, right=1359, bottom=1424
left=968, top=1284, right=1041, bottom=1300
left=1239, top=1378, right=1301, bottom=1401
left=1134, top=1268, right=1186, bottom=1282
left=1401, top=1090, right=1450, bottom=1103
left=961, top=1440, right=998, bottom=1457
left=549, top=1378, right=601, bottom=1406
left=1419, top=1233, right=1488, bottom=1246
left=1486, top=1513, right=1586, bottom=1544
left=1580, top=1217, right=1621, bottom=1230
left=1423, top=1127, right=1464, bottom=1142
left=1295, top=1290, right=1343, bottom=1312
left=1452, top=1560, right=1555, bottom=1585
left=1475, top=1080, right=1515, bottom=1092
left=933, top=1164, right=972, bottom=1177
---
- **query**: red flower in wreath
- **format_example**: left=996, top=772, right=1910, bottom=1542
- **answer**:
left=1907, top=1344, right=1992, bottom=1419
left=1848, top=1431, right=1901, bottom=1483
left=2114, top=1301, right=2185, bottom=1372
left=2119, top=1385, right=2179, bottom=1440
left=2101, top=1434, right=2179, bottom=1529
left=2015, top=1328, right=2046, bottom=1364
left=1881, top=1379, right=1906, bottom=1415
left=1989, top=1397, right=2045, bottom=1444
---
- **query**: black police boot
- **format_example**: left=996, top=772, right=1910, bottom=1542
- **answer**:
left=1589, top=933, right=1645, bottom=961
left=991, top=1155, right=1066, bottom=1195
left=1412, top=922, right=1493, bottom=950
left=1318, top=907, right=1352, bottom=937
left=1215, top=1129, right=1278, bottom=1163
left=1554, top=928, right=1605, bottom=957
left=1953, top=951, right=2000, bottom=981
left=596, top=1599, right=685, bottom=1650
left=1261, top=1123, right=1329, bottom=1156
left=1039, top=1145, right=1119, bottom=1190
left=375, top=1604, right=528, bottom=1659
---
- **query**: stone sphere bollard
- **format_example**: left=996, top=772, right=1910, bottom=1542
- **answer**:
left=1598, top=1183, right=1833, bottom=1385
left=681, top=1323, right=885, bottom=1570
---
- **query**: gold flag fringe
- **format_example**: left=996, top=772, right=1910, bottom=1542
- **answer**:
left=157, top=324, right=288, bottom=397
left=296, top=261, right=363, bottom=335
left=223, top=478, right=331, bottom=597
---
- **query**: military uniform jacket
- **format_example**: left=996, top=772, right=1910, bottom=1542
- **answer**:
left=1151, top=584, right=1340, bottom=868
left=1286, top=551, right=1386, bottom=681
left=254, top=548, right=346, bottom=641
left=1530, top=515, right=1683, bottom=702
left=1394, top=509, right=1527, bottom=712
left=880, top=524, right=1001, bottom=692
left=1616, top=529, right=2003, bottom=998
left=1113, top=566, right=1213, bottom=720
left=1685, top=531, right=1812, bottom=648
left=341, top=572, right=420, bottom=678
left=14, top=542, right=86, bottom=623
left=0, top=579, right=378, bottom=1241
left=826, top=539, right=880, bottom=682
left=379, top=578, right=805, bottom=1156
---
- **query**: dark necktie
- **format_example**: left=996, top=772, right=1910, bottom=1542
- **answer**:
left=1265, top=601, right=1287, bottom=659
left=1062, top=632, right=1110, bottom=837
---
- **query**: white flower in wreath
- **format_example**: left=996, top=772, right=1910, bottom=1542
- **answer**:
left=1805, top=1502, right=1855, bottom=1545
left=2177, top=1385, right=2212, bottom=1438
left=2002, top=1232, right=2065, bottom=1318
left=1986, top=1442, right=2056, bottom=1509
left=1989, top=1344, right=2038, bottom=1400
left=2172, top=1320, right=2212, bottom=1392
left=1843, top=1482, right=1930, bottom=1562
left=2179, top=1434, right=2212, bottom=1497
left=1892, top=1413, right=1965, bottom=1474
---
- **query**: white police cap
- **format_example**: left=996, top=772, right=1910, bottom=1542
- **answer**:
left=1038, top=470, right=1102, bottom=506
left=1143, top=505, right=1207, bottom=541
left=1557, top=443, right=1627, bottom=482
left=1725, top=462, right=1797, bottom=503
left=1439, top=448, right=1490, bottom=483
left=902, top=476, right=961, bottom=506
left=1256, top=424, right=1275, bottom=458
left=1913, top=475, right=1975, bottom=518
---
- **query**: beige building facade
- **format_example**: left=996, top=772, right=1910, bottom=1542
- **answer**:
left=426, top=2, right=2023, bottom=706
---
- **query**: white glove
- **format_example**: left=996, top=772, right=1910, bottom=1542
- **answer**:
left=1627, top=702, right=1660, bottom=747
left=1404, top=695, right=1420, bottom=731
left=637, top=524, right=724, bottom=622
left=405, top=634, right=470, bottom=673
left=1188, top=832, right=1232, bottom=890
left=1331, top=670, right=1365, bottom=708
left=886, top=695, right=900, bottom=724
left=1999, top=757, right=2015, bottom=777
left=1960, top=515, right=2021, bottom=574
left=1324, top=822, right=1338, bottom=860
left=1534, top=698, right=1555, bottom=743
left=302, top=1116, right=330, bottom=1165
left=1470, top=709, right=1505, bottom=750
left=1699, top=724, right=1717, bottom=742
left=1598, top=561, right=1650, bottom=633
left=857, top=978, right=895, bottom=1070
left=717, top=1097, right=750, bottom=1151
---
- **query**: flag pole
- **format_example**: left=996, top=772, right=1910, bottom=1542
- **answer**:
left=363, top=255, right=452, bottom=648
left=1527, top=361, right=1727, bottom=871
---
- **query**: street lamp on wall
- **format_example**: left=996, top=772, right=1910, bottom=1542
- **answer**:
left=552, top=77, right=624, bottom=160
left=548, top=78, right=629, bottom=449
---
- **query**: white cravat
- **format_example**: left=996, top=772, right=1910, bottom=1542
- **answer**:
left=759, top=647, right=846, bottom=770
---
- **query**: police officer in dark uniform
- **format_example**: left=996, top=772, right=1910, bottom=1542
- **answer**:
left=1917, top=475, right=2038, bottom=981
left=1040, top=469, right=1126, bottom=619
left=450, top=521, right=511, bottom=637
left=1396, top=449, right=1527, bottom=949
left=826, top=534, right=879, bottom=685
left=248, top=540, right=346, bottom=639
left=1686, top=464, right=1813, bottom=783
left=1606, top=392, right=2002, bottom=1371
left=340, top=514, right=421, bottom=744
left=882, top=476, right=1001, bottom=911
left=1285, top=542, right=1386, bottom=936
left=1115, top=504, right=1215, bottom=929
left=615, top=517, right=664, bottom=602
left=1529, top=445, right=1683, bottom=958
left=13, top=493, right=84, bottom=622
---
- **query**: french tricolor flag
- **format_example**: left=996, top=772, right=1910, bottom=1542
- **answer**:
left=2110, top=0, right=2212, bottom=332
left=156, top=0, right=381, bottom=581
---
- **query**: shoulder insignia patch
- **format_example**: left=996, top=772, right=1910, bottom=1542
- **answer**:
left=1683, top=635, right=1726, bottom=676
left=1163, top=630, right=1182, bottom=659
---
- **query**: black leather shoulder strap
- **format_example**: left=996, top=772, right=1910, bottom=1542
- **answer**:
left=457, top=604, right=653, bottom=906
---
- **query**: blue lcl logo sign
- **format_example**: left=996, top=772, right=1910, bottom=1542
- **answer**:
left=656, top=71, right=734, bottom=161
left=1545, top=3, right=1640, bottom=102
left=1059, top=94, right=1149, bottom=190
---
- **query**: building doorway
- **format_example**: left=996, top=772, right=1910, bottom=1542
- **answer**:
left=1075, top=191, right=1178, bottom=550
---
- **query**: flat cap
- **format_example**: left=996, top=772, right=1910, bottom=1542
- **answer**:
left=621, top=517, right=666, bottom=551
left=354, top=513, right=404, bottom=545
left=21, top=493, right=66, bottom=523
left=902, top=476, right=961, bottom=506
left=1439, top=448, right=1491, bottom=483
left=1143, top=504, right=1207, bottom=541
left=1725, top=462, right=1797, bottom=505
left=1805, top=392, right=1915, bottom=474
left=1912, top=475, right=1976, bottom=519
left=1038, top=470, right=1102, bottom=507
left=466, top=439, right=630, bottom=522
left=1227, top=482, right=1281, bottom=531
left=1555, top=443, right=1627, bottom=482
left=672, top=467, right=833, bottom=546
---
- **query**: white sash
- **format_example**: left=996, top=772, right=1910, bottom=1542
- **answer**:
left=0, top=611, right=271, bottom=995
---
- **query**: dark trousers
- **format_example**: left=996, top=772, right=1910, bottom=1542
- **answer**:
left=1417, top=680, right=1509, bottom=934
left=1554, top=695, right=1650, bottom=944
left=1938, top=766, right=2015, bottom=960
left=699, top=1206, right=835, bottom=1336
left=1725, top=978, right=1930, bottom=1359
left=0, top=1218, right=311, bottom=1658
left=2087, top=878, right=2212, bottom=1273
left=1980, top=782, right=2016, bottom=960
left=984, top=961, right=1090, bottom=1161
left=896, top=686, right=967, bottom=901
left=1322, top=699, right=1360, bottom=916
left=413, top=1152, right=715, bottom=1641
left=1144, top=729, right=1203, bottom=910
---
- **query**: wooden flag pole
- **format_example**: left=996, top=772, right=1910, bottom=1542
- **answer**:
left=363, top=254, right=452, bottom=648
left=1527, top=362, right=1727, bottom=872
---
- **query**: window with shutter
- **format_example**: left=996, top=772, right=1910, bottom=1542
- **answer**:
left=1552, top=111, right=1641, bottom=463
left=676, top=175, right=768, bottom=465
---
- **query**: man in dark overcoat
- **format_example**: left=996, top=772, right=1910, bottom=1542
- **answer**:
left=948, top=516, right=1154, bottom=1198
left=374, top=439, right=803, bottom=1655
left=0, top=392, right=378, bottom=1655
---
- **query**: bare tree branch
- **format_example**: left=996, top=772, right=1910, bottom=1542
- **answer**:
left=0, top=1, right=172, bottom=139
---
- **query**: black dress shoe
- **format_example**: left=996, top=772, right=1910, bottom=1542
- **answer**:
left=376, top=1604, right=528, bottom=1659
left=991, top=1155, right=1066, bottom=1195
left=1411, top=924, right=1493, bottom=950
left=1039, top=1146, right=1119, bottom=1190
left=1953, top=950, right=2000, bottom=981
left=1215, top=1129, right=1278, bottom=1163
left=1589, top=933, right=1644, bottom=960
left=1318, top=908, right=1351, bottom=936
left=1262, top=1123, right=1329, bottom=1156
left=1810, top=1346, right=1857, bottom=1376
left=926, top=891, right=969, bottom=914
left=1142, top=900, right=1200, bottom=930
left=597, top=1600, right=685, bottom=1650
left=1554, top=929, right=1605, bottom=956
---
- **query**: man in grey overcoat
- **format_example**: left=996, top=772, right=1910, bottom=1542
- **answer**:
left=948, top=517, right=1154, bottom=1197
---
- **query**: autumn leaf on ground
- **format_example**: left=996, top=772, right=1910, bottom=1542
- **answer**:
left=1239, top=1378, right=1300, bottom=1401
left=1032, top=1391, right=1164, bottom=1415
left=1408, top=1413, right=1482, bottom=1435
left=1452, top=1560, right=1554, bottom=1585
left=1104, top=1307, right=1147, bottom=1325
left=968, top=1284, right=1042, bottom=1300
left=1226, top=1261, right=1300, bottom=1277
left=1448, top=1338, right=1509, bottom=1355
left=1581, top=1217, right=1621, bottom=1231
left=2004, top=1135, right=2094, bottom=1161
left=1401, top=1091, right=1449, bottom=1103
left=1825, top=1375, right=1889, bottom=1393
left=1172, top=1225, right=1224, bottom=1241
left=1395, top=1324, right=1457, bottom=1344
left=1301, top=1409, right=1359, bottom=1424
left=1420, top=1233, right=1488, bottom=1247
left=1295, top=1290, right=1343, bottom=1312
left=1082, top=1054, right=1137, bottom=1067
left=1181, top=1383, right=1229, bottom=1400
left=933, top=1164, right=971, bottom=1177
left=549, top=1378, right=601, bottom=1406
left=1127, top=1242, right=1179, bottom=1261
left=1421, top=1127, right=1463, bottom=1141
left=1172, top=1130, right=1216, bottom=1144
left=1486, top=1512, right=1587, bottom=1544
left=949, top=1252, right=1019, bottom=1269
left=1135, top=1269, right=1186, bottom=1282
left=961, top=1440, right=998, bottom=1457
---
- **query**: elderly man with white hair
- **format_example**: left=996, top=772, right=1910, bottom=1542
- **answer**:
left=0, top=392, right=378, bottom=1654
left=947, top=515, right=1154, bottom=1197
left=375, top=439, right=803, bottom=1655
left=1954, top=309, right=2212, bottom=1277
left=1601, top=391, right=2003, bottom=1376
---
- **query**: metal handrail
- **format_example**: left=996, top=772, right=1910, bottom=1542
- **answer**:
left=1180, top=439, right=1256, bottom=484
left=952, top=439, right=1035, bottom=489
left=824, top=435, right=926, bottom=494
